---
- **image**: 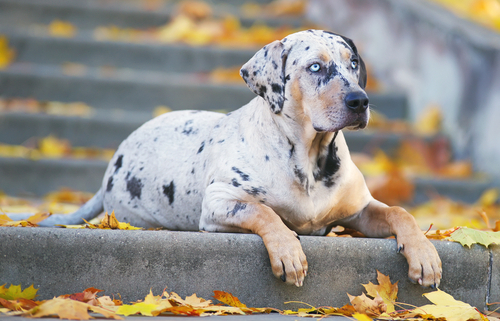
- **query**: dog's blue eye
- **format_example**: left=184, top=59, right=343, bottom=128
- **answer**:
left=351, top=60, right=358, bottom=70
left=309, top=63, right=321, bottom=72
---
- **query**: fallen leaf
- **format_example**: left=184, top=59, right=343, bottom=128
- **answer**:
left=0, top=213, right=50, bottom=227
left=347, top=293, right=386, bottom=316
left=27, top=297, right=121, bottom=320
left=49, top=20, right=77, bottom=38
left=362, top=270, right=398, bottom=313
left=0, top=297, right=38, bottom=311
left=414, top=104, right=442, bottom=136
left=213, top=291, right=247, bottom=308
left=448, top=227, right=500, bottom=248
left=0, top=35, right=15, bottom=69
left=85, top=211, right=142, bottom=230
left=413, top=289, right=484, bottom=321
left=0, top=284, right=38, bottom=300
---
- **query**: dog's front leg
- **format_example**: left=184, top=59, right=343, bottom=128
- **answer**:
left=201, top=185, right=307, bottom=287
left=338, top=200, right=442, bottom=288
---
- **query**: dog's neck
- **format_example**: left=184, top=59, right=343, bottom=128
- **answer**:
left=267, top=102, right=339, bottom=192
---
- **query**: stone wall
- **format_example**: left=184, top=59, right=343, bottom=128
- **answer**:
left=308, top=0, right=500, bottom=180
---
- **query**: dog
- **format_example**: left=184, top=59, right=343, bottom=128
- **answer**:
left=12, top=29, right=442, bottom=288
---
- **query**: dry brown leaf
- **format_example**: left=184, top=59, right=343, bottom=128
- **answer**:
left=347, top=293, right=386, bottom=316
left=27, top=298, right=121, bottom=320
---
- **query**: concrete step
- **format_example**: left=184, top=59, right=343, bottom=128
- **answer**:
left=4, top=31, right=256, bottom=73
left=0, top=63, right=408, bottom=117
left=0, top=227, right=498, bottom=312
left=0, top=156, right=495, bottom=202
left=0, top=0, right=300, bottom=30
left=0, top=63, right=254, bottom=112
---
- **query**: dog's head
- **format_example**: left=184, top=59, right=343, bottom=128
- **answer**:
left=240, top=29, right=369, bottom=132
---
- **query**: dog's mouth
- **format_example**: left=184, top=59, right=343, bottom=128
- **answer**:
left=345, top=112, right=369, bottom=130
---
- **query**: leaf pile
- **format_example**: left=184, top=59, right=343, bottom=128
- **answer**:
left=432, top=0, right=500, bottom=32
left=0, top=188, right=93, bottom=216
left=1, top=271, right=494, bottom=320
left=0, top=135, right=115, bottom=161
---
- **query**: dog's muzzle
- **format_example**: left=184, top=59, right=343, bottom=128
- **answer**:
left=344, top=91, right=369, bottom=129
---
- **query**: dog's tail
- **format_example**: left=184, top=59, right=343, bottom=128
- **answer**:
left=4, top=188, right=104, bottom=227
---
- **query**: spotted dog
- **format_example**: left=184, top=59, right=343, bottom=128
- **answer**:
left=23, top=30, right=442, bottom=287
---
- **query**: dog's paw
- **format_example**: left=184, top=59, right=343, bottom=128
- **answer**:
left=263, top=230, right=308, bottom=287
left=397, top=233, right=442, bottom=288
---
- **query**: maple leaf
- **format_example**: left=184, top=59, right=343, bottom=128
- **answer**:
left=59, top=287, right=103, bottom=306
left=362, top=270, right=398, bottom=313
left=413, top=289, right=484, bottom=321
left=85, top=211, right=142, bottom=230
left=26, top=297, right=121, bottom=320
left=448, top=227, right=500, bottom=247
left=347, top=293, right=386, bottom=316
left=0, top=213, right=51, bottom=227
left=0, top=297, right=38, bottom=312
left=213, top=291, right=247, bottom=308
left=0, top=284, right=38, bottom=300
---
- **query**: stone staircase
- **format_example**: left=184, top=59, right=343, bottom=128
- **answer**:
left=0, top=0, right=494, bottom=203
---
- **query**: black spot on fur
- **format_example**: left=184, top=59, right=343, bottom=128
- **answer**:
left=228, top=202, right=247, bottom=217
left=314, top=140, right=341, bottom=187
left=106, top=176, right=114, bottom=192
left=241, top=68, right=249, bottom=78
left=258, top=85, right=267, bottom=97
left=271, top=83, right=282, bottom=94
left=218, top=139, right=225, bottom=144
left=243, top=186, right=267, bottom=197
left=232, top=167, right=250, bottom=181
left=126, top=176, right=143, bottom=200
left=292, top=59, right=297, bottom=65
left=287, top=138, right=295, bottom=158
left=305, top=46, right=310, bottom=50
left=114, top=155, right=123, bottom=173
left=272, top=60, right=278, bottom=69
left=163, top=181, right=175, bottom=205
left=197, top=141, right=205, bottom=154
left=182, top=120, right=197, bottom=135
left=294, top=166, right=306, bottom=185
left=265, top=155, right=270, bottom=161
left=231, top=178, right=241, bottom=187
left=191, top=168, right=195, bottom=174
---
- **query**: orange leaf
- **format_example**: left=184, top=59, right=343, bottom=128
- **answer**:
left=213, top=291, right=247, bottom=308
left=347, top=293, right=386, bottom=316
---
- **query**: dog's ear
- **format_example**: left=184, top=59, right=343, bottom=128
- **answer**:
left=340, top=36, right=367, bottom=89
left=240, top=40, right=289, bottom=114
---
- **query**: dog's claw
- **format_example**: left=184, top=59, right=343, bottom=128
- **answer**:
left=397, top=245, right=404, bottom=253
left=430, top=283, right=437, bottom=290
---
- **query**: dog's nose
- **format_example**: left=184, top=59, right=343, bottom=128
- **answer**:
left=345, top=91, right=369, bottom=113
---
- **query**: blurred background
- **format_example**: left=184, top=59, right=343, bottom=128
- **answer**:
left=0, top=0, right=499, bottom=231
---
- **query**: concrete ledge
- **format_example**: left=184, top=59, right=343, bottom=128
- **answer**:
left=0, top=228, right=497, bottom=311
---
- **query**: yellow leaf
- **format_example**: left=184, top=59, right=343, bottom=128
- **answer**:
left=49, top=20, right=77, bottom=38
left=478, top=188, right=499, bottom=207
left=362, top=271, right=398, bottom=313
left=0, top=35, right=15, bottom=69
left=153, top=105, right=171, bottom=117
left=213, top=291, right=247, bottom=308
left=116, top=302, right=157, bottom=316
left=414, top=289, right=483, bottom=321
left=39, top=136, right=70, bottom=158
left=414, top=104, right=442, bottom=136
left=353, top=312, right=373, bottom=321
